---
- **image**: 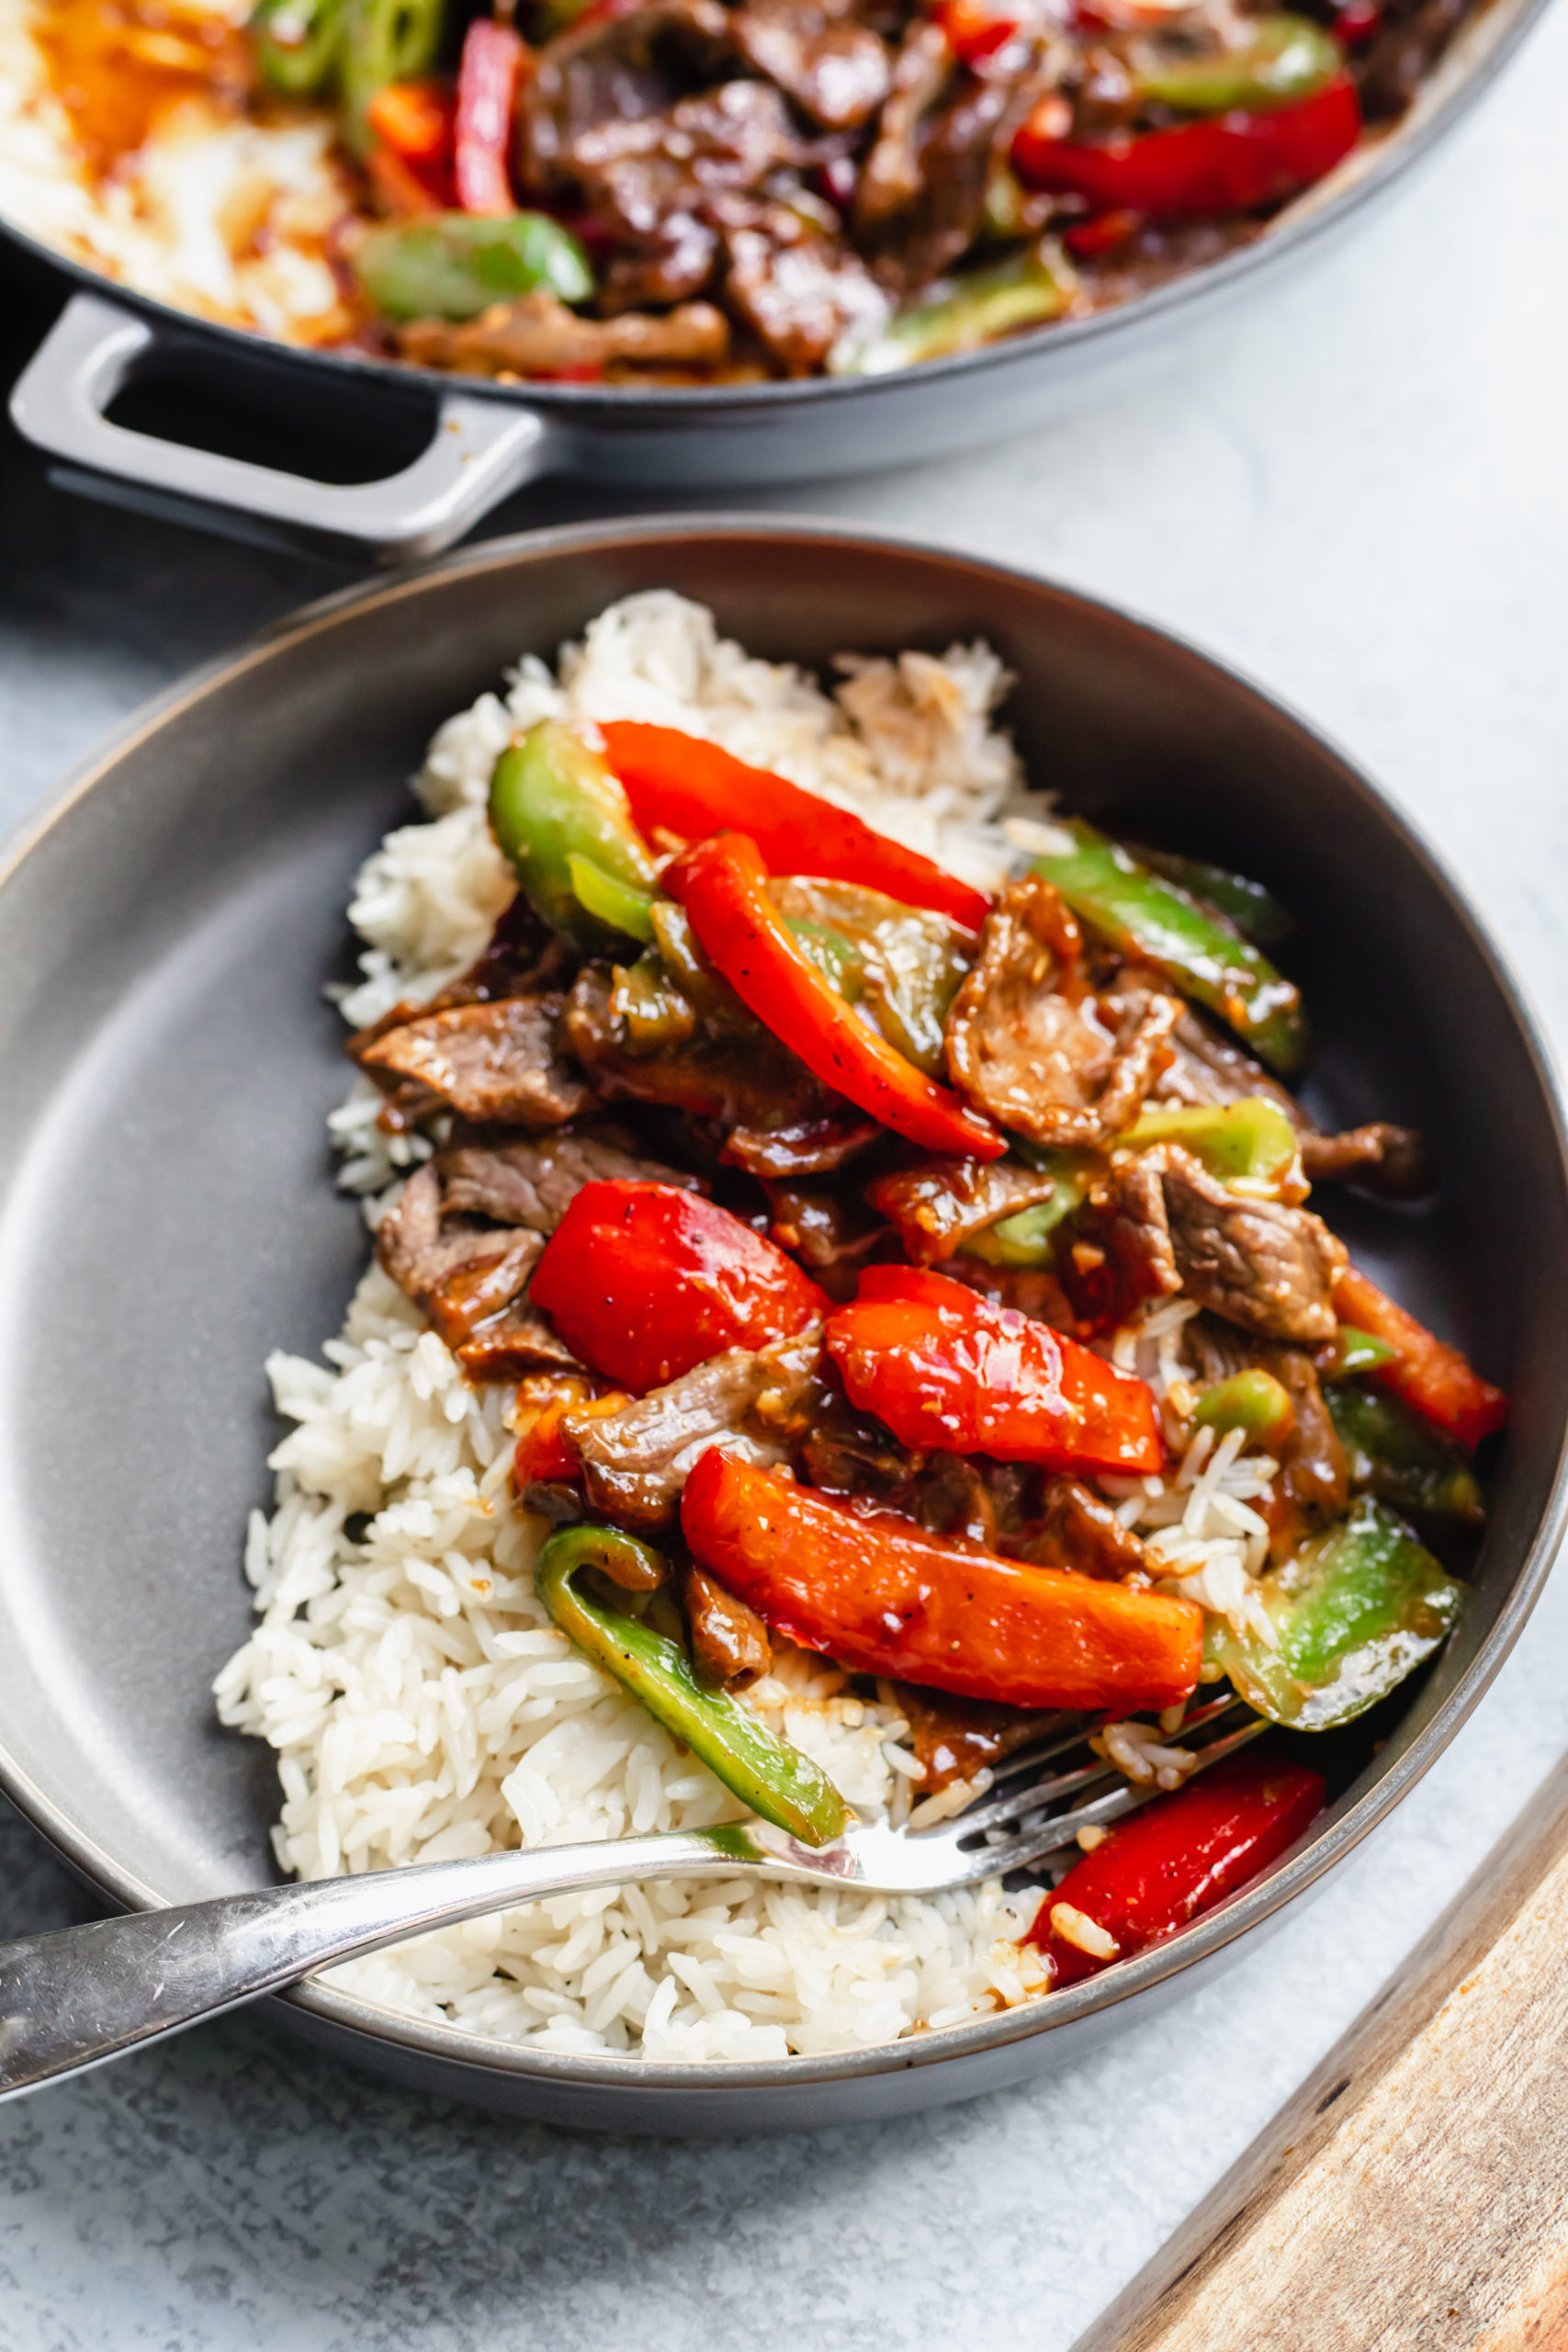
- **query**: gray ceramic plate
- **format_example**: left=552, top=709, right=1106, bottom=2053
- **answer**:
left=0, top=518, right=1563, bottom=2134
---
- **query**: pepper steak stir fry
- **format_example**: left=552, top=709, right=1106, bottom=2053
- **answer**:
left=185, top=0, right=1472, bottom=379
left=355, top=716, right=1506, bottom=1981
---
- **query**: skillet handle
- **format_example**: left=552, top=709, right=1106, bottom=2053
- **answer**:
left=8, top=292, right=555, bottom=565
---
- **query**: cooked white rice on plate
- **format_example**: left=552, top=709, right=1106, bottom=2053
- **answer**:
left=213, top=591, right=1278, bottom=2062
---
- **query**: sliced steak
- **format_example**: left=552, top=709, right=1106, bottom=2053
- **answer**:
left=945, top=876, right=1179, bottom=1147
left=572, top=81, right=799, bottom=309
left=1021, top=1475, right=1150, bottom=1581
left=437, top=1130, right=698, bottom=1231
left=376, top=1164, right=547, bottom=1351
left=361, top=996, right=591, bottom=1128
left=864, top=1152, right=1059, bottom=1264
left=565, top=1329, right=823, bottom=1533
left=682, top=1563, right=773, bottom=1687
left=731, top=0, right=891, bottom=129
left=854, top=19, right=951, bottom=228
left=457, top=1302, right=581, bottom=1382
left=519, top=0, right=732, bottom=187
left=1299, top=1122, right=1430, bottom=1200
left=761, top=1182, right=886, bottom=1278
left=716, top=197, right=887, bottom=373
left=1156, top=1004, right=1306, bottom=1126
left=566, top=961, right=823, bottom=1133
left=893, top=1685, right=1066, bottom=1796
left=398, top=295, right=731, bottom=377
left=1157, top=1144, right=1345, bottom=1343
left=722, top=1113, right=881, bottom=1176
left=1157, top=1007, right=1428, bottom=1201
left=1058, top=1157, right=1181, bottom=1329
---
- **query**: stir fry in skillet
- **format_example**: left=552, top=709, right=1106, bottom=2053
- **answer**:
left=23, top=0, right=1485, bottom=378
left=343, top=689, right=1504, bottom=1984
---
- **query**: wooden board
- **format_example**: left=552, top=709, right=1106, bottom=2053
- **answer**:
left=1074, top=1752, right=1568, bottom=2352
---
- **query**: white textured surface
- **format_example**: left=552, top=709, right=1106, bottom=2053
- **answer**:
left=2, top=11, right=1568, bottom=2339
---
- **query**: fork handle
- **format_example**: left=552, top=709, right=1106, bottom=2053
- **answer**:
left=0, top=1826, right=769, bottom=2100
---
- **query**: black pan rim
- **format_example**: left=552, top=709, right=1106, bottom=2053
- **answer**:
left=2, top=511, right=1564, bottom=2097
left=0, top=0, right=1545, bottom=421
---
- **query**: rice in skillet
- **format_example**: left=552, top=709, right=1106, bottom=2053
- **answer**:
left=213, top=592, right=1273, bottom=2060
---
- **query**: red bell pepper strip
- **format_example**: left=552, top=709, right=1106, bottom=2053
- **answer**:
left=681, top=1450, right=1203, bottom=1712
left=1012, top=76, right=1361, bottom=220
left=1331, top=1265, right=1508, bottom=1450
left=598, top=721, right=991, bottom=933
left=827, top=1264, right=1165, bottom=1476
left=454, top=18, right=525, bottom=216
left=529, top=1181, right=829, bottom=1394
left=932, top=0, right=1020, bottom=62
left=1029, top=1753, right=1325, bottom=1984
left=664, top=833, right=1005, bottom=1161
left=367, top=79, right=453, bottom=165
left=513, top=1385, right=631, bottom=1488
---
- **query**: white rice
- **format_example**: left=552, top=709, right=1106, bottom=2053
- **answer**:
left=215, top=592, right=1276, bottom=2060
left=0, top=0, right=354, bottom=339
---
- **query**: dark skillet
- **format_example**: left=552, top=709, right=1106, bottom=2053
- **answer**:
left=0, top=517, right=1562, bottom=2133
left=0, top=0, right=1546, bottom=566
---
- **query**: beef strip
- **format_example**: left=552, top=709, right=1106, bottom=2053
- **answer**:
left=397, top=294, right=731, bottom=378
left=854, top=20, right=952, bottom=228
left=945, top=876, right=1180, bottom=1146
left=722, top=1113, right=881, bottom=1177
left=1183, top=1314, right=1348, bottom=1560
left=1058, top=1156, right=1181, bottom=1329
left=1299, top=1123, right=1431, bottom=1199
left=761, top=1182, right=886, bottom=1278
left=437, top=1129, right=699, bottom=1230
left=519, top=0, right=732, bottom=187
left=565, top=1329, right=823, bottom=1533
left=731, top=0, right=891, bottom=129
left=797, top=1391, right=1034, bottom=1542
left=1019, top=1475, right=1150, bottom=1581
left=376, top=1163, right=552, bottom=1354
left=567, top=960, right=824, bottom=1135
left=571, top=81, right=800, bottom=310
left=1156, top=1144, right=1345, bottom=1343
left=1156, top=1006, right=1428, bottom=1202
left=864, top=1152, right=1060, bottom=1264
left=716, top=196, right=887, bottom=373
left=874, top=50, right=1047, bottom=290
left=455, top=1303, right=582, bottom=1381
left=937, top=1258, right=1079, bottom=1331
left=360, top=996, right=591, bottom=1128
left=893, top=1685, right=1066, bottom=1796
left=682, top=1563, right=773, bottom=1687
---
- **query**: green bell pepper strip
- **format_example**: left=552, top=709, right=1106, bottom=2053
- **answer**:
left=1130, top=845, right=1294, bottom=947
left=1325, top=1382, right=1485, bottom=1526
left=830, top=242, right=1078, bottom=377
left=1317, top=1325, right=1401, bottom=1379
left=355, top=213, right=595, bottom=322
left=1133, top=16, right=1343, bottom=116
left=249, top=0, right=343, bottom=96
left=767, top=879, right=973, bottom=1079
left=535, top=1526, right=852, bottom=1848
left=339, top=0, right=445, bottom=153
left=1119, top=1097, right=1301, bottom=1196
left=1029, top=820, right=1308, bottom=1073
left=568, top=854, right=658, bottom=946
left=1204, top=1497, right=1465, bottom=1730
left=1193, top=1367, right=1294, bottom=1447
left=489, top=720, right=661, bottom=953
left=963, top=1153, right=1089, bottom=1266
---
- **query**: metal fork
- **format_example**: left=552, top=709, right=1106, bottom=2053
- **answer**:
left=0, top=1697, right=1260, bottom=2100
